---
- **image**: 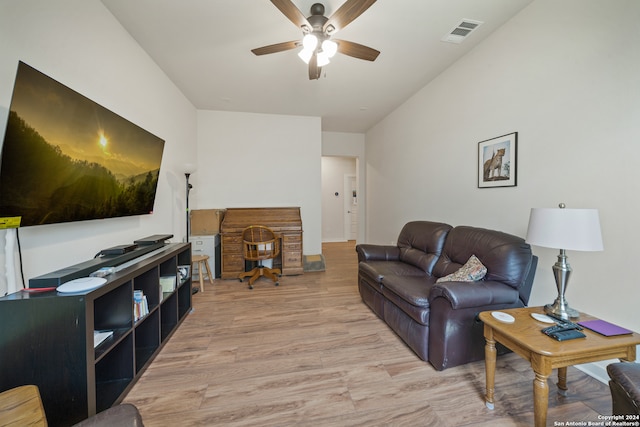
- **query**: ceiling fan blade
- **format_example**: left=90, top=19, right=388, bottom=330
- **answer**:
left=308, top=55, right=321, bottom=80
left=335, top=39, right=380, bottom=61
left=251, top=41, right=300, bottom=56
left=270, top=0, right=311, bottom=31
left=323, top=0, right=377, bottom=34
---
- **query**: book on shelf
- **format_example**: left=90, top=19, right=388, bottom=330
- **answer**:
left=160, top=275, right=177, bottom=293
left=93, top=330, right=113, bottom=348
left=133, top=290, right=149, bottom=321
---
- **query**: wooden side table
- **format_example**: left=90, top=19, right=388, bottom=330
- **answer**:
left=479, top=307, right=640, bottom=427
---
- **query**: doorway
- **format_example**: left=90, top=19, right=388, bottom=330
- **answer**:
left=321, top=156, right=359, bottom=242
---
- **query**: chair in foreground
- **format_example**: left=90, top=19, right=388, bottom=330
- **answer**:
left=0, top=385, right=144, bottom=427
left=607, top=362, right=640, bottom=415
left=0, top=385, right=47, bottom=426
left=239, top=225, right=281, bottom=289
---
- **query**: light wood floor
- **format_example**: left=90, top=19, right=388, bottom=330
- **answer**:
left=123, top=241, right=611, bottom=426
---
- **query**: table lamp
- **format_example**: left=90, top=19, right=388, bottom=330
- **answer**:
left=525, top=203, right=603, bottom=320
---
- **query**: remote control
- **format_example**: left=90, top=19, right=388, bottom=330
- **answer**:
left=542, top=325, right=568, bottom=336
left=546, top=314, right=583, bottom=330
left=542, top=324, right=581, bottom=337
left=548, top=329, right=586, bottom=341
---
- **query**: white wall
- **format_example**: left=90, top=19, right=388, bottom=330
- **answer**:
left=321, top=156, right=356, bottom=242
left=322, top=131, right=366, bottom=243
left=0, top=0, right=197, bottom=294
left=366, top=0, right=640, bottom=356
left=196, top=110, right=322, bottom=255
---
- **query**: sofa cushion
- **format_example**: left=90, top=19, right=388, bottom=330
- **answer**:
left=436, top=255, right=487, bottom=283
left=430, top=280, right=521, bottom=309
left=382, top=275, right=437, bottom=325
left=359, top=260, right=427, bottom=285
left=396, top=221, right=452, bottom=274
left=432, top=226, right=534, bottom=291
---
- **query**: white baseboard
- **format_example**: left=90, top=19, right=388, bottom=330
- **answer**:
left=574, top=345, right=639, bottom=384
left=575, top=360, right=614, bottom=384
left=322, top=238, right=348, bottom=243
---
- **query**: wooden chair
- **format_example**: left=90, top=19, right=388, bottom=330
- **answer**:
left=238, top=225, right=281, bottom=289
left=0, top=385, right=47, bottom=427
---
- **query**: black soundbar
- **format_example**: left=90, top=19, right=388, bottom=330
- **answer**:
left=99, top=244, right=138, bottom=256
left=134, top=234, right=173, bottom=245
left=29, top=242, right=166, bottom=288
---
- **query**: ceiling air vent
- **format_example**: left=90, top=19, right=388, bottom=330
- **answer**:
left=442, top=19, right=484, bottom=44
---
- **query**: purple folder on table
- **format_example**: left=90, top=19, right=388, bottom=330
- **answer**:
left=577, top=319, right=633, bottom=337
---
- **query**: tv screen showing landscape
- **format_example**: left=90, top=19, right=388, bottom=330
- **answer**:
left=0, top=62, right=165, bottom=227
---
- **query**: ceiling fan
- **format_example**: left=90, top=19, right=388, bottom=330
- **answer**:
left=251, top=0, right=380, bottom=80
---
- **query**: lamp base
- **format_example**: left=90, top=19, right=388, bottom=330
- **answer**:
left=544, top=301, right=580, bottom=320
left=545, top=248, right=580, bottom=320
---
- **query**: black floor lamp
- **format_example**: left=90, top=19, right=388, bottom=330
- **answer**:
left=184, top=164, right=196, bottom=243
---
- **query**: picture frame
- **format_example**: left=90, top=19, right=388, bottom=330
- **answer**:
left=478, top=132, right=517, bottom=188
left=177, top=265, right=191, bottom=283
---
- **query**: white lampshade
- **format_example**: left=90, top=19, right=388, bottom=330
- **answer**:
left=526, top=207, right=603, bottom=251
left=183, top=163, right=197, bottom=174
left=316, top=52, right=330, bottom=67
left=298, top=48, right=313, bottom=64
left=322, top=39, right=338, bottom=58
left=302, top=34, right=318, bottom=50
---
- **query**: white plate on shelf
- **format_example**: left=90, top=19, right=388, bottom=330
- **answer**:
left=491, top=311, right=515, bottom=323
left=530, top=313, right=556, bottom=323
left=57, top=277, right=107, bottom=294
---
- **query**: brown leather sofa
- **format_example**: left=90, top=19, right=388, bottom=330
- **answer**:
left=356, top=221, right=537, bottom=370
left=607, top=362, right=640, bottom=415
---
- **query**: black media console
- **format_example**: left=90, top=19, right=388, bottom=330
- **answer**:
left=0, top=242, right=191, bottom=426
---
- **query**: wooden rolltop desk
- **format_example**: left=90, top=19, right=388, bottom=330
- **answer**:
left=220, top=207, right=303, bottom=279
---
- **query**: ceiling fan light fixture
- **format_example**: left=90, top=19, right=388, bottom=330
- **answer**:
left=302, top=33, right=318, bottom=50
left=322, top=39, right=338, bottom=58
left=298, top=48, right=314, bottom=64
left=317, top=51, right=330, bottom=67
left=252, top=0, right=381, bottom=79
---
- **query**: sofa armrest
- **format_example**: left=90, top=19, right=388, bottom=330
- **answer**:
left=355, top=244, right=400, bottom=263
left=429, top=280, right=520, bottom=310
left=607, top=362, right=640, bottom=415
left=72, top=404, right=144, bottom=427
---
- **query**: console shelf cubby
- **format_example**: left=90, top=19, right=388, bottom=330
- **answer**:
left=0, top=243, right=192, bottom=427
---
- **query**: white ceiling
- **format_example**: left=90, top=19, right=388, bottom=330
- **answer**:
left=101, top=0, right=533, bottom=133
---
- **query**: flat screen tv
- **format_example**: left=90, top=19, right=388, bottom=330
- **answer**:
left=0, top=62, right=165, bottom=228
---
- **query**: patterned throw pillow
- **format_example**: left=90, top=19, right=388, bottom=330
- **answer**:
left=436, top=255, right=487, bottom=283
